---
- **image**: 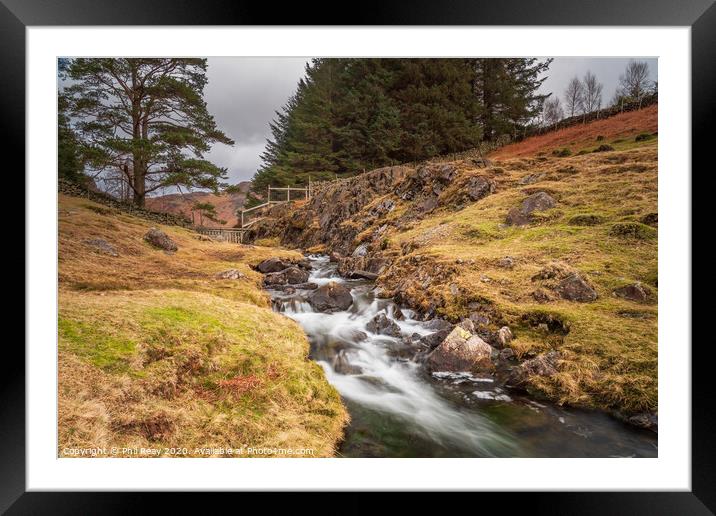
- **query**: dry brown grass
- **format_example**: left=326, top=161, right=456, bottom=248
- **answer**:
left=58, top=195, right=347, bottom=457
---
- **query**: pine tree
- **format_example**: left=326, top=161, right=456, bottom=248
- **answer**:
left=62, top=58, right=234, bottom=206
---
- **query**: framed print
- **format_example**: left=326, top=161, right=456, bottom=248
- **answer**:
left=6, top=0, right=713, bottom=512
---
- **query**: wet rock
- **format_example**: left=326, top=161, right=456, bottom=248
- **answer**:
left=144, top=227, right=178, bottom=252
left=263, top=267, right=310, bottom=286
left=505, top=191, right=556, bottom=226
left=293, top=282, right=319, bottom=290
left=614, top=282, right=651, bottom=303
left=498, top=348, right=516, bottom=362
left=390, top=306, right=406, bottom=321
left=507, top=351, right=561, bottom=389
left=256, top=257, right=296, bottom=273
left=627, top=412, right=658, bottom=432
left=366, top=313, right=402, bottom=337
left=557, top=273, right=598, bottom=302
left=215, top=269, right=246, bottom=280
left=496, top=326, right=513, bottom=348
left=329, top=251, right=343, bottom=262
left=332, top=350, right=362, bottom=375
left=308, top=281, right=353, bottom=312
left=346, top=270, right=379, bottom=281
left=425, top=327, right=495, bottom=374
left=497, top=256, right=515, bottom=269
left=84, top=238, right=118, bottom=257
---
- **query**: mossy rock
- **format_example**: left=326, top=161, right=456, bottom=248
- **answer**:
left=609, top=222, right=657, bottom=240
left=569, top=213, right=605, bottom=226
left=635, top=133, right=653, bottom=142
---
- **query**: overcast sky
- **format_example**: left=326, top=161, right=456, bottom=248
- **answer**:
left=203, top=57, right=657, bottom=185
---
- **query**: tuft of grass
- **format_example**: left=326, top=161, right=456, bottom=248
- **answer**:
left=609, top=222, right=657, bottom=240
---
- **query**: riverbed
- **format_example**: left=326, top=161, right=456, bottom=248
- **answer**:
left=267, top=255, right=657, bottom=458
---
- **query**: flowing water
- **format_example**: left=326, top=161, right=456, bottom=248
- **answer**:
left=268, top=255, right=658, bottom=458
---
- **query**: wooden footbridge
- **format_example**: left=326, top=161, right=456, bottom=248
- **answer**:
left=196, top=184, right=312, bottom=243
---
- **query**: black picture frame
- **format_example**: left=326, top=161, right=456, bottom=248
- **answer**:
left=6, top=0, right=711, bottom=512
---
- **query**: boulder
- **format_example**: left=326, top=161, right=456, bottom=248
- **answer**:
left=465, top=176, right=496, bottom=202
left=144, top=227, right=178, bottom=252
left=505, top=191, right=556, bottom=226
left=425, top=327, right=495, bottom=373
left=507, top=351, right=560, bottom=389
left=84, top=238, right=118, bottom=257
left=256, top=257, right=296, bottom=273
left=263, top=267, right=310, bottom=286
left=308, top=281, right=353, bottom=312
left=215, top=269, right=246, bottom=280
left=329, top=251, right=343, bottom=262
left=557, top=273, right=598, bottom=302
left=614, top=282, right=651, bottom=303
left=366, top=313, right=402, bottom=337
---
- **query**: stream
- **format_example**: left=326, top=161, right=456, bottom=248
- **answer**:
left=267, top=255, right=658, bottom=458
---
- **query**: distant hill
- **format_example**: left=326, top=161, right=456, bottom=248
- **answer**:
left=145, top=182, right=252, bottom=227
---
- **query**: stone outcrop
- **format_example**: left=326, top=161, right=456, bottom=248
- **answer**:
left=505, top=191, right=556, bottom=226
left=557, top=273, right=598, bottom=302
left=507, top=351, right=560, bottom=389
left=263, top=267, right=310, bottom=286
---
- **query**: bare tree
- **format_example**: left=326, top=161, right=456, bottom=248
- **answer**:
left=617, top=60, right=651, bottom=101
left=564, top=76, right=585, bottom=117
left=582, top=71, right=603, bottom=113
left=542, top=96, right=564, bottom=126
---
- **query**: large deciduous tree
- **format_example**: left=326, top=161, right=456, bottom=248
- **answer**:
left=564, top=76, right=585, bottom=117
left=62, top=58, right=234, bottom=206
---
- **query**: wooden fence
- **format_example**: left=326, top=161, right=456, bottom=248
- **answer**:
left=196, top=227, right=248, bottom=244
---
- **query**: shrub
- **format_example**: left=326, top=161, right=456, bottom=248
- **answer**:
left=635, top=133, right=652, bottom=142
left=593, top=144, right=615, bottom=152
left=552, top=148, right=572, bottom=157
left=577, top=149, right=590, bottom=155
left=596, top=135, right=605, bottom=141
left=569, top=213, right=604, bottom=226
left=609, top=222, right=657, bottom=240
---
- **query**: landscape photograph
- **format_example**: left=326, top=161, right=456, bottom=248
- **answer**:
left=57, top=56, right=658, bottom=458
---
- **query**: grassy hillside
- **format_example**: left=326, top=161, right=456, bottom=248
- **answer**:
left=58, top=194, right=347, bottom=457
left=382, top=143, right=658, bottom=413
left=252, top=106, right=658, bottom=417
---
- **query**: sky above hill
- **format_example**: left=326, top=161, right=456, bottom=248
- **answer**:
left=202, top=57, right=657, bottom=185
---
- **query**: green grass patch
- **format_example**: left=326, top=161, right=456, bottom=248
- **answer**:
left=58, top=317, right=137, bottom=374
